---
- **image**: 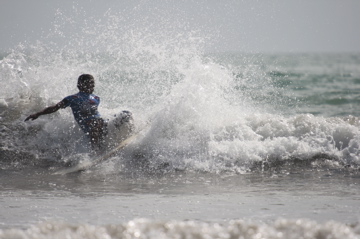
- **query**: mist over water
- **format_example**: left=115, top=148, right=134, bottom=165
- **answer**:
left=1, top=8, right=360, bottom=174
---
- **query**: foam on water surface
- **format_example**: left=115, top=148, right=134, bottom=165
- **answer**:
left=0, top=219, right=359, bottom=239
left=1, top=10, right=360, bottom=173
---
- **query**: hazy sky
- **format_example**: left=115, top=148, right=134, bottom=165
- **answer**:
left=1, top=0, right=360, bottom=53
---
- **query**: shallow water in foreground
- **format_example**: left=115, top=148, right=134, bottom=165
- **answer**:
left=1, top=164, right=359, bottom=230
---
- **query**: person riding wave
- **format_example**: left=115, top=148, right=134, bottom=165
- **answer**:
left=25, top=74, right=106, bottom=151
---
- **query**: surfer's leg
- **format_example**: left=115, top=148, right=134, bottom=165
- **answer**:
left=88, top=118, right=106, bottom=151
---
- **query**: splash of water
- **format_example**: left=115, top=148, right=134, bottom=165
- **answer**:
left=1, top=8, right=360, bottom=173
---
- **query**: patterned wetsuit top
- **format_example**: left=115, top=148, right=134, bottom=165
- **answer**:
left=61, top=92, right=101, bottom=133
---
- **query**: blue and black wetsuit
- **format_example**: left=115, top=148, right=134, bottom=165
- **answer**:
left=61, top=92, right=104, bottom=134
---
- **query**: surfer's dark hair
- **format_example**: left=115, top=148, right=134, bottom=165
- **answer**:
left=77, top=74, right=94, bottom=89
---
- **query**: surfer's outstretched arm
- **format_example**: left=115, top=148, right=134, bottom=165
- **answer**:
left=25, top=101, right=64, bottom=121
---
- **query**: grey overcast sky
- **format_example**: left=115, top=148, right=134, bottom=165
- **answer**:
left=1, top=0, right=360, bottom=53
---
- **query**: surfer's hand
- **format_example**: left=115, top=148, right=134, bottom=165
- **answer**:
left=25, top=114, right=39, bottom=121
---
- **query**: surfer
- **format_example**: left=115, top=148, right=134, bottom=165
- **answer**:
left=25, top=74, right=106, bottom=151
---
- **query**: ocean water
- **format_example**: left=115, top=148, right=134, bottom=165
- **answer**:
left=1, top=12, right=360, bottom=239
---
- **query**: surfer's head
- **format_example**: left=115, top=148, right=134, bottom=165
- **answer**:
left=77, top=74, right=95, bottom=94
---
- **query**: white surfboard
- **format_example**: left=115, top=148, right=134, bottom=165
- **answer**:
left=54, top=132, right=139, bottom=175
